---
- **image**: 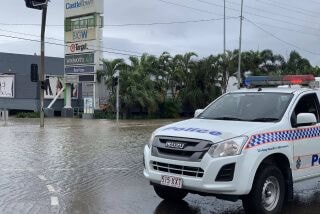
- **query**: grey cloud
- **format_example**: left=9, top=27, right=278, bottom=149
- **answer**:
left=0, top=0, right=318, bottom=66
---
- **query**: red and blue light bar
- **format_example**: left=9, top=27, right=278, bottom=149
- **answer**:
left=244, top=75, right=315, bottom=87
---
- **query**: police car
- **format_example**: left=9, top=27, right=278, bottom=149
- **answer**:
left=143, top=75, right=320, bottom=214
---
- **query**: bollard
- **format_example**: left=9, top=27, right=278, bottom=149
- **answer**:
left=1, top=109, right=8, bottom=125
left=4, top=110, right=8, bottom=124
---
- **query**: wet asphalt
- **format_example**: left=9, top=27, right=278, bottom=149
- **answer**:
left=0, top=118, right=320, bottom=214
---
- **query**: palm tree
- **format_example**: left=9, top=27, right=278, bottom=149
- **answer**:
left=119, top=54, right=161, bottom=117
left=180, top=56, right=221, bottom=111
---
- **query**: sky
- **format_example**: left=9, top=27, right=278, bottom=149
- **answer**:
left=0, top=0, right=319, bottom=65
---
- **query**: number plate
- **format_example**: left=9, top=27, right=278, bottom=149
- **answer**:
left=160, top=175, right=183, bottom=188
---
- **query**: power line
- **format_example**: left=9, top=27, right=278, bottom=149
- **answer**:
left=225, top=0, right=320, bottom=21
left=189, top=0, right=320, bottom=31
left=0, top=17, right=238, bottom=27
left=256, top=0, right=318, bottom=17
left=0, top=34, right=143, bottom=57
left=0, top=27, right=144, bottom=55
left=247, top=21, right=320, bottom=38
left=244, top=17, right=320, bottom=56
left=106, top=17, right=238, bottom=26
left=192, top=0, right=320, bottom=25
left=157, top=0, right=232, bottom=17
left=0, top=17, right=238, bottom=55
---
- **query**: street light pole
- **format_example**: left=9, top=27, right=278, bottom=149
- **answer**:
left=223, top=0, right=228, bottom=93
left=113, top=70, right=120, bottom=122
left=237, top=0, right=244, bottom=89
left=40, top=5, right=47, bottom=127
left=223, top=0, right=226, bottom=55
left=116, top=76, right=120, bottom=122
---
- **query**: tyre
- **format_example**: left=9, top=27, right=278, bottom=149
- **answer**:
left=153, top=185, right=188, bottom=201
left=242, top=165, right=285, bottom=214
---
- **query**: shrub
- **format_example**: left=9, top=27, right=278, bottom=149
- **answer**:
left=16, top=112, right=40, bottom=118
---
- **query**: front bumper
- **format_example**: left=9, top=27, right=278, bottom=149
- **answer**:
left=143, top=145, right=253, bottom=195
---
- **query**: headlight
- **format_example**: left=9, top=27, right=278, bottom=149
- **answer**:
left=207, top=136, right=248, bottom=158
left=147, top=132, right=156, bottom=148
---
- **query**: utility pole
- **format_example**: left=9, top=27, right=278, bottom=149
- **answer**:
left=40, top=5, right=47, bottom=127
left=223, top=0, right=227, bottom=93
left=237, top=0, right=244, bottom=89
left=25, top=0, right=48, bottom=127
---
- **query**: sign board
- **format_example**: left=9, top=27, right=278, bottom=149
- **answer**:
left=65, top=75, right=79, bottom=83
left=65, top=0, right=104, bottom=18
left=0, top=75, right=14, bottom=98
left=65, top=28, right=96, bottom=43
left=79, top=74, right=95, bottom=82
left=65, top=65, right=95, bottom=74
left=65, top=52, right=94, bottom=66
left=44, top=75, right=79, bottom=99
left=65, top=40, right=99, bottom=54
left=44, top=76, right=64, bottom=99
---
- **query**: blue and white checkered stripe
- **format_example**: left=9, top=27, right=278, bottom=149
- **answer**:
left=246, top=126, right=320, bottom=149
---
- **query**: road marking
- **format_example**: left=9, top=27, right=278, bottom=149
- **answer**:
left=51, top=197, right=59, bottom=206
left=46, top=185, right=56, bottom=193
left=38, top=175, right=47, bottom=181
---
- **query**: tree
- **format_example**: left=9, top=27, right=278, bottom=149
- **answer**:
left=98, top=49, right=318, bottom=119
left=180, top=56, right=221, bottom=112
left=119, top=54, right=161, bottom=117
left=285, top=51, right=312, bottom=74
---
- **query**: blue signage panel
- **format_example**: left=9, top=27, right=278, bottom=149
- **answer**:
left=65, top=66, right=95, bottom=74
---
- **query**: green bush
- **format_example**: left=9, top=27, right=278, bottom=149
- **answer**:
left=16, top=112, right=40, bottom=118
left=93, top=111, right=115, bottom=119
left=160, top=98, right=182, bottom=118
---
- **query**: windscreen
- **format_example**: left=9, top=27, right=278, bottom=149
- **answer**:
left=199, top=92, right=293, bottom=122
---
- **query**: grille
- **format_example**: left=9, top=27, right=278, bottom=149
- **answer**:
left=152, top=161, right=204, bottom=178
left=215, top=163, right=236, bottom=182
left=152, top=136, right=212, bottom=162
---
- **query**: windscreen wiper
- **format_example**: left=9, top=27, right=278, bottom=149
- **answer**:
left=211, top=117, right=245, bottom=121
left=249, top=117, right=279, bottom=122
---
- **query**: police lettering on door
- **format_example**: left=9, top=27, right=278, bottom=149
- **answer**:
left=312, top=154, right=320, bottom=166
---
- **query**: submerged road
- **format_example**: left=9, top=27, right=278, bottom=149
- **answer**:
left=0, top=118, right=320, bottom=214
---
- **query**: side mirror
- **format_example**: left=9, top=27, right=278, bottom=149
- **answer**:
left=194, top=109, right=204, bottom=118
left=296, top=113, right=317, bottom=126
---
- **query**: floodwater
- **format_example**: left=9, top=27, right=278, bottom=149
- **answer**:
left=0, top=118, right=320, bottom=214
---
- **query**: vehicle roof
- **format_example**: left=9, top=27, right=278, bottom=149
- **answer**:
left=229, top=87, right=315, bottom=94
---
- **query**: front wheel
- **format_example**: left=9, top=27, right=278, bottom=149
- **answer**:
left=153, top=185, right=188, bottom=201
left=242, top=165, right=285, bottom=214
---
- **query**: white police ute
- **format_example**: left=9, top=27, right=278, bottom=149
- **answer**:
left=143, top=75, right=320, bottom=214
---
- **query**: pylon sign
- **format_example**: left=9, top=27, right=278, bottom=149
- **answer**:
left=64, top=0, right=103, bottom=77
left=65, top=0, right=103, bottom=18
left=64, top=0, right=104, bottom=109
